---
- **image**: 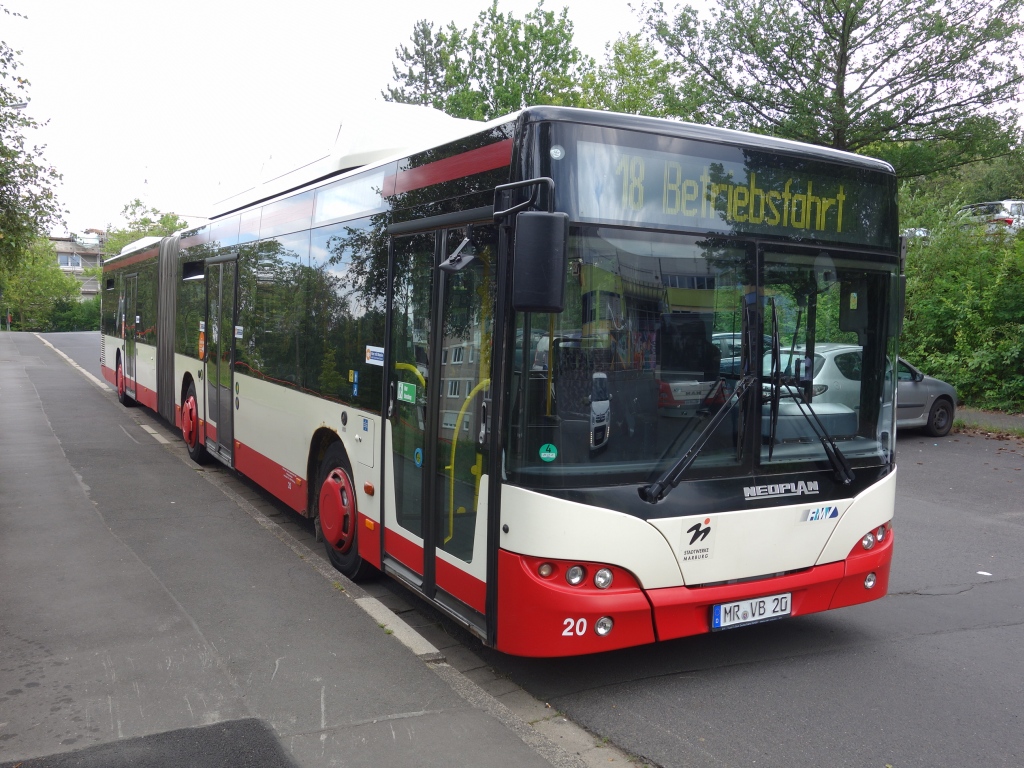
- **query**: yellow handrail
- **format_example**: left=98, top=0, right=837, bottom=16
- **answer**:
left=445, top=378, right=490, bottom=544
left=395, top=361, right=426, bottom=389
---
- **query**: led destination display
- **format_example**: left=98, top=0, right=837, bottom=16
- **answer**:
left=575, top=140, right=894, bottom=249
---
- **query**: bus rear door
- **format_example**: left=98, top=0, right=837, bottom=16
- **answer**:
left=384, top=227, right=497, bottom=636
left=203, top=254, right=238, bottom=464
left=123, top=274, right=138, bottom=400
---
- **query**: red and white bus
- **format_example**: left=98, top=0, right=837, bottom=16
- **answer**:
left=102, top=106, right=902, bottom=657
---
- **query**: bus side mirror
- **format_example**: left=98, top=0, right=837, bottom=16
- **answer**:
left=512, top=211, right=568, bottom=313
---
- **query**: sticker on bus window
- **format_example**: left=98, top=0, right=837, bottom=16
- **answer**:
left=539, top=443, right=558, bottom=462
left=397, top=382, right=416, bottom=403
left=234, top=326, right=243, bottom=339
left=414, top=448, right=423, bottom=467
left=365, top=345, right=385, bottom=366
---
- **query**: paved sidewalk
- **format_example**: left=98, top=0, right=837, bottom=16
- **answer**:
left=957, top=405, right=1024, bottom=434
left=0, top=332, right=636, bottom=768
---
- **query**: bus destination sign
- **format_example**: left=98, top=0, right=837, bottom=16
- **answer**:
left=575, top=140, right=891, bottom=247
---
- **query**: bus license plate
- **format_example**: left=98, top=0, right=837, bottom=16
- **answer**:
left=712, top=593, right=791, bottom=630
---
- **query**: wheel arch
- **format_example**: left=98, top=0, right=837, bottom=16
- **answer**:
left=307, top=428, right=352, bottom=518
left=180, top=371, right=197, bottom=414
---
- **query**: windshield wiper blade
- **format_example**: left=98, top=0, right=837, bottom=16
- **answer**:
left=768, top=298, right=781, bottom=460
left=778, top=380, right=856, bottom=485
left=639, top=375, right=756, bottom=504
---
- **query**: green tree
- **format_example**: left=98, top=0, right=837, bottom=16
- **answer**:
left=2, top=237, right=79, bottom=330
left=645, top=0, right=1024, bottom=177
left=385, top=1, right=595, bottom=120
left=384, top=20, right=463, bottom=110
left=0, top=6, right=64, bottom=275
left=583, top=33, right=697, bottom=118
left=104, top=199, right=188, bottom=258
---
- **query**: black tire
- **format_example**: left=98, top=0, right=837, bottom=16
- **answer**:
left=315, top=443, right=377, bottom=581
left=925, top=398, right=954, bottom=437
left=181, top=381, right=209, bottom=464
left=116, top=358, right=134, bottom=407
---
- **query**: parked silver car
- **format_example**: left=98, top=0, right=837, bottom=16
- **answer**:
left=768, top=344, right=957, bottom=436
left=957, top=200, right=1024, bottom=235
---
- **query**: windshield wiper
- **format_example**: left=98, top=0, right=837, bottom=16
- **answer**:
left=765, top=297, right=854, bottom=486
left=776, top=381, right=855, bottom=485
left=639, top=375, right=756, bottom=504
left=768, top=299, right=781, bottom=459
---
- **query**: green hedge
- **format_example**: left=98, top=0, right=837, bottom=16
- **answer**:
left=48, top=295, right=100, bottom=332
left=901, top=224, right=1024, bottom=412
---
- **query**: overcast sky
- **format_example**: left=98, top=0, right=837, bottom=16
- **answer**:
left=6, top=0, right=650, bottom=235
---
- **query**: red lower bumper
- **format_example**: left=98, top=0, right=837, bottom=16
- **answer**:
left=495, top=532, right=893, bottom=657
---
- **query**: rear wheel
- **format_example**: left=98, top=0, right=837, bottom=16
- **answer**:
left=925, top=398, right=954, bottom=437
left=316, top=443, right=376, bottom=581
left=181, top=382, right=208, bottom=464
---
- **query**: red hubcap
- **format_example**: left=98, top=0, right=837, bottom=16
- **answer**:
left=319, top=468, right=357, bottom=554
left=182, top=395, right=198, bottom=448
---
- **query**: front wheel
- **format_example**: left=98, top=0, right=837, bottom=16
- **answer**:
left=181, top=382, right=208, bottom=464
left=925, top=398, right=954, bottom=437
left=316, top=443, right=376, bottom=581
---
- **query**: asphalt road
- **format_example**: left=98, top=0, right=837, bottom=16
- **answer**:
left=477, top=415, right=1024, bottom=766
left=36, top=331, right=1024, bottom=768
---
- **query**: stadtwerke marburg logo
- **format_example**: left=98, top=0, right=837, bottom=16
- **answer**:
left=681, top=517, right=715, bottom=561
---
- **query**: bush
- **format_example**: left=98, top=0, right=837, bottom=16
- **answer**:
left=48, top=295, right=100, bottom=332
left=901, top=222, right=1024, bottom=412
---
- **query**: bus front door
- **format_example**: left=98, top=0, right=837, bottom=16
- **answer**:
left=204, top=256, right=237, bottom=465
left=123, top=274, right=138, bottom=400
left=385, top=227, right=498, bottom=637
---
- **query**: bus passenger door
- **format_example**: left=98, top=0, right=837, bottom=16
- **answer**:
left=204, top=255, right=238, bottom=464
left=124, top=274, right=138, bottom=399
left=384, top=227, right=497, bottom=637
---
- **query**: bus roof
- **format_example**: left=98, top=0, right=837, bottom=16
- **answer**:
left=206, top=105, right=893, bottom=223
left=516, top=106, right=896, bottom=175
left=112, top=235, right=163, bottom=259
left=210, top=103, right=512, bottom=219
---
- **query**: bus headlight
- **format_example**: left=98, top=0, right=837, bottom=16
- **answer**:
left=864, top=572, right=877, bottom=589
left=875, top=525, right=887, bottom=543
left=537, top=562, right=554, bottom=578
left=594, top=568, right=613, bottom=589
left=861, top=533, right=876, bottom=550
left=595, top=617, right=614, bottom=636
left=565, top=565, right=586, bottom=586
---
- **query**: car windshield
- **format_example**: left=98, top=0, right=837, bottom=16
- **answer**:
left=504, top=227, right=899, bottom=492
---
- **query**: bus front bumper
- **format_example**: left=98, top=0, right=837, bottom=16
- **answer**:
left=494, top=533, right=892, bottom=657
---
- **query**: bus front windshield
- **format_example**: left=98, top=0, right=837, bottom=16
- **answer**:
left=505, top=226, right=898, bottom=491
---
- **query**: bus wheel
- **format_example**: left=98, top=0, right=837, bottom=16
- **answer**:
left=116, top=360, right=133, bottom=407
left=181, top=382, right=208, bottom=464
left=317, top=443, right=375, bottom=581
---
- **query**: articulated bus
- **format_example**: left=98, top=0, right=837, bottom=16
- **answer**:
left=101, top=106, right=902, bottom=657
